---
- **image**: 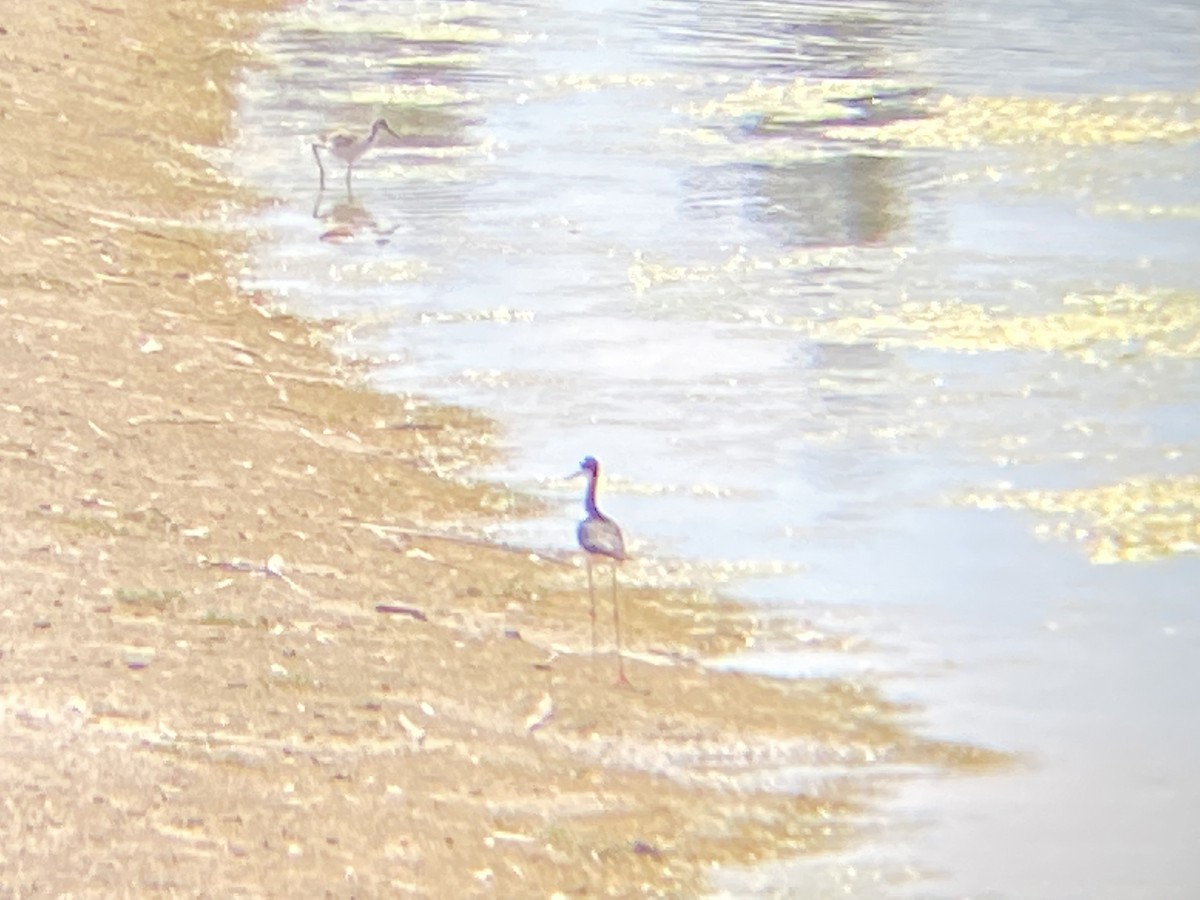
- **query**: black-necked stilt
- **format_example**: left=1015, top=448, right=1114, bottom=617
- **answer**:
left=573, top=456, right=630, bottom=686
left=312, top=118, right=401, bottom=191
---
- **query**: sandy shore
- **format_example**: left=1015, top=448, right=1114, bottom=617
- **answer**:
left=0, top=0, right=1002, bottom=894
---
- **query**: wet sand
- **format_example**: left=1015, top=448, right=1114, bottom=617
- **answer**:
left=0, top=0, right=1002, bottom=894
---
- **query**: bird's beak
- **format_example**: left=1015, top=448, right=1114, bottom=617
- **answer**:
left=564, top=467, right=584, bottom=480
left=380, top=122, right=402, bottom=141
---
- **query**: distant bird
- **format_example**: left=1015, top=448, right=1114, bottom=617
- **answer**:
left=573, top=455, right=630, bottom=686
left=312, top=118, right=402, bottom=191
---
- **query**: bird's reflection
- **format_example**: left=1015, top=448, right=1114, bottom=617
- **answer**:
left=312, top=188, right=403, bottom=245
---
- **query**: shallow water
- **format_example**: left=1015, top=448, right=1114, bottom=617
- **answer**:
left=234, top=0, right=1200, bottom=896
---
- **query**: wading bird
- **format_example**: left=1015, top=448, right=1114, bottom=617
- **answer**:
left=312, top=118, right=402, bottom=191
left=573, top=455, right=630, bottom=686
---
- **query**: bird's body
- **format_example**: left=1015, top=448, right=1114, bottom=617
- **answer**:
left=577, top=512, right=625, bottom=563
left=312, top=118, right=401, bottom=191
left=574, top=456, right=630, bottom=686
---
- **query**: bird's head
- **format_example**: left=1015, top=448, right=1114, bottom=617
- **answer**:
left=370, top=118, right=401, bottom=140
left=567, top=455, right=600, bottom=480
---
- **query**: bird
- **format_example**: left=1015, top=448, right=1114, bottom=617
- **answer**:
left=312, top=118, right=402, bottom=191
left=573, top=455, right=630, bottom=686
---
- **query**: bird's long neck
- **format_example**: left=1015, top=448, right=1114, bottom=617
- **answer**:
left=584, top=469, right=601, bottom=517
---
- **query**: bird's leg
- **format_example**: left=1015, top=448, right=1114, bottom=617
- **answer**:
left=586, top=555, right=597, bottom=656
left=312, top=143, right=326, bottom=191
left=612, top=565, right=630, bottom=687
left=345, top=162, right=353, bottom=193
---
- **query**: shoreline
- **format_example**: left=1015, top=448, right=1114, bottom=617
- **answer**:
left=0, top=0, right=1003, bottom=894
